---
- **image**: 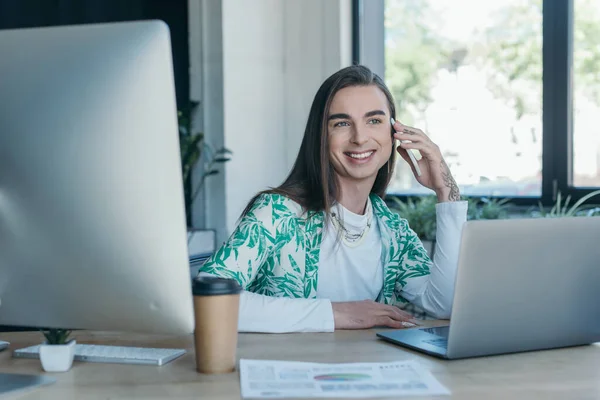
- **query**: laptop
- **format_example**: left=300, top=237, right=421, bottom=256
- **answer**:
left=377, top=217, right=600, bottom=359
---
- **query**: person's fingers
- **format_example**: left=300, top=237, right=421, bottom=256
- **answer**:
left=380, top=303, right=409, bottom=315
left=380, top=304, right=422, bottom=326
left=389, top=308, right=416, bottom=322
left=380, top=316, right=406, bottom=329
left=382, top=317, right=419, bottom=329
left=400, top=125, right=428, bottom=137
left=394, top=132, right=426, bottom=144
left=398, top=141, right=441, bottom=164
left=397, top=141, right=419, bottom=150
left=397, top=146, right=420, bottom=176
left=394, top=124, right=437, bottom=158
left=396, top=138, right=436, bottom=152
left=393, top=123, right=429, bottom=138
left=361, top=301, right=421, bottom=327
left=397, top=141, right=435, bottom=158
left=376, top=304, right=414, bottom=321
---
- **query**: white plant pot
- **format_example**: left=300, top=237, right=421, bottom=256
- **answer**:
left=39, top=340, right=76, bottom=372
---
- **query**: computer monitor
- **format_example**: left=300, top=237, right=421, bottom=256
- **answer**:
left=0, top=21, right=195, bottom=335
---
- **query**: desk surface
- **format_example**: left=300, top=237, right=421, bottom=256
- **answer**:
left=0, top=321, right=599, bottom=400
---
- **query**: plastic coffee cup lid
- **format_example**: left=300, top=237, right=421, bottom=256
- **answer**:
left=192, top=276, right=242, bottom=296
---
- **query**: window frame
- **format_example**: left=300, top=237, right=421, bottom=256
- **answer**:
left=354, top=0, right=599, bottom=207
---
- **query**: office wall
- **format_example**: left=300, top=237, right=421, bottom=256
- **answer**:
left=221, top=0, right=287, bottom=236
left=189, top=0, right=227, bottom=239
left=189, top=0, right=352, bottom=243
left=282, top=0, right=353, bottom=169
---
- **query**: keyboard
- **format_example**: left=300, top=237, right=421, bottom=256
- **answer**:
left=13, top=344, right=186, bottom=366
left=421, top=326, right=450, bottom=349
left=423, top=338, right=448, bottom=349
left=422, top=326, right=450, bottom=338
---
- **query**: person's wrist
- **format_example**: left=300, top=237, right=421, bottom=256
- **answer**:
left=435, top=187, right=450, bottom=202
left=331, top=303, right=341, bottom=328
left=435, top=178, right=461, bottom=202
left=331, top=302, right=350, bottom=329
left=331, top=303, right=342, bottom=318
left=434, top=159, right=461, bottom=202
left=435, top=187, right=459, bottom=202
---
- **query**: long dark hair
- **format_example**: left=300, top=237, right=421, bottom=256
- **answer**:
left=242, top=65, right=397, bottom=217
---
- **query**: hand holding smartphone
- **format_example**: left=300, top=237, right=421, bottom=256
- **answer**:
left=391, top=118, right=422, bottom=177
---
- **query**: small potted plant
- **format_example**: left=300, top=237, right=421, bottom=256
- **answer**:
left=39, top=328, right=75, bottom=372
left=179, top=101, right=232, bottom=267
left=178, top=101, right=232, bottom=227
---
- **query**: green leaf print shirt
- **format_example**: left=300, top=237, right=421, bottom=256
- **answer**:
left=200, top=192, right=468, bottom=331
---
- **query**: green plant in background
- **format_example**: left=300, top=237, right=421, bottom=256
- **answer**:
left=466, top=197, right=511, bottom=220
left=41, top=328, right=71, bottom=345
left=531, top=189, right=600, bottom=218
left=179, top=101, right=232, bottom=227
left=388, top=195, right=438, bottom=240
left=388, top=195, right=512, bottom=241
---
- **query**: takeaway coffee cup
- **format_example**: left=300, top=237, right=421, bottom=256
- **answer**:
left=192, top=275, right=242, bottom=374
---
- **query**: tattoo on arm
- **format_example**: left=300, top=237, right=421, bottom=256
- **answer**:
left=441, top=160, right=461, bottom=201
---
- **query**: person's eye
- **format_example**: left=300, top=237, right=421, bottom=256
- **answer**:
left=368, top=118, right=382, bottom=125
left=333, top=121, right=350, bottom=128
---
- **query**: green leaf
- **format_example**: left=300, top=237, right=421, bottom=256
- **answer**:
left=41, top=328, right=72, bottom=345
left=288, top=255, right=301, bottom=274
left=223, top=246, right=232, bottom=260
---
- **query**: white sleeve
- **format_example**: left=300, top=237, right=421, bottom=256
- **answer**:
left=197, top=272, right=335, bottom=333
left=238, top=291, right=335, bottom=333
left=400, top=201, right=468, bottom=319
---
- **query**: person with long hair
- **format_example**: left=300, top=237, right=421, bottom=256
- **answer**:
left=199, top=65, right=467, bottom=332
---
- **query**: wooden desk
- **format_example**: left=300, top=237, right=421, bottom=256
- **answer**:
left=0, top=322, right=599, bottom=399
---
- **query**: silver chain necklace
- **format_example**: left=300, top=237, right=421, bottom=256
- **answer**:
left=330, top=202, right=373, bottom=247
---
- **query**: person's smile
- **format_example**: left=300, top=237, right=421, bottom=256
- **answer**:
left=344, top=150, right=376, bottom=163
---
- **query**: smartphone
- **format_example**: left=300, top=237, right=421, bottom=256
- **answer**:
left=391, top=118, right=422, bottom=176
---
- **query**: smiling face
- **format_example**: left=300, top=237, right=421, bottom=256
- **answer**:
left=327, top=85, right=394, bottom=188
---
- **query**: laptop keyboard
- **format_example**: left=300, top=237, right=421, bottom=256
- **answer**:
left=422, top=326, right=450, bottom=338
left=421, top=326, right=450, bottom=349
left=423, top=338, right=448, bottom=349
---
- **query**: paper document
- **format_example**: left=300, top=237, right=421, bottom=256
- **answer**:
left=239, top=359, right=450, bottom=398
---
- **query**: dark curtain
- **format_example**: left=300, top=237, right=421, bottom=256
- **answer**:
left=0, top=0, right=190, bottom=109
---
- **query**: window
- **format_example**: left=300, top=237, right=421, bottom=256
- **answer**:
left=355, top=0, right=600, bottom=204
left=385, top=0, right=542, bottom=197
left=573, top=0, right=600, bottom=188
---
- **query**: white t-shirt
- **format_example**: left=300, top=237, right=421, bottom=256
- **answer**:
left=317, top=198, right=383, bottom=302
left=232, top=200, right=468, bottom=333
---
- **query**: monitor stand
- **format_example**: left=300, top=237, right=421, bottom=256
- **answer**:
left=0, top=299, right=8, bottom=351
left=0, top=373, right=56, bottom=396
left=0, top=299, right=55, bottom=396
